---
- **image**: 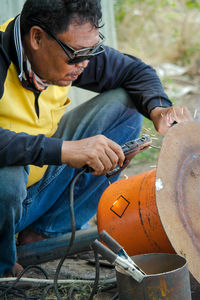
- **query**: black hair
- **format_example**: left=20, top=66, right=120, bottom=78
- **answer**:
left=20, top=0, right=102, bottom=37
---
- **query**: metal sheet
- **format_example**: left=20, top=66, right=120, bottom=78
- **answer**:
left=156, top=121, right=200, bottom=283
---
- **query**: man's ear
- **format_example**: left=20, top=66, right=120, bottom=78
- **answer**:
left=29, top=26, right=44, bottom=50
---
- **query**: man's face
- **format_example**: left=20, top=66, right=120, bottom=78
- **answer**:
left=26, top=22, right=100, bottom=86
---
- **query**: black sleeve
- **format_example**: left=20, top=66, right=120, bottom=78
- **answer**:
left=0, top=127, right=62, bottom=167
left=73, top=46, right=172, bottom=118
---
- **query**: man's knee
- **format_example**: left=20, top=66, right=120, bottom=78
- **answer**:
left=94, top=88, right=134, bottom=108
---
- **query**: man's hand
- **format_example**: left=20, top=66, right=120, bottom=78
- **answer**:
left=61, top=135, right=125, bottom=175
left=150, top=106, right=193, bottom=134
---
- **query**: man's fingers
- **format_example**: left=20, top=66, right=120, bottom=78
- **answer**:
left=61, top=135, right=125, bottom=175
left=168, top=106, right=193, bottom=124
left=91, top=145, right=124, bottom=175
left=107, top=140, right=125, bottom=168
left=105, top=148, right=119, bottom=169
left=150, top=106, right=193, bottom=135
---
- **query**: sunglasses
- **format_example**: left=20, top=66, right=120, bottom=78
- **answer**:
left=37, top=23, right=105, bottom=65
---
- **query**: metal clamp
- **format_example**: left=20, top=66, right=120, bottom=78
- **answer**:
left=92, top=230, right=146, bottom=283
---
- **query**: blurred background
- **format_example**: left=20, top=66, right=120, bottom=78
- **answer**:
left=114, top=0, right=200, bottom=170
left=114, top=0, right=200, bottom=67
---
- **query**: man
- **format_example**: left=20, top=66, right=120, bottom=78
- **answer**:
left=0, top=0, right=192, bottom=276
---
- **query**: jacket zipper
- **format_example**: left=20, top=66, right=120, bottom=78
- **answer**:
left=34, top=90, right=41, bottom=118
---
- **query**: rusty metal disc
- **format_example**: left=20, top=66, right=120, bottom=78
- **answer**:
left=156, top=121, right=200, bottom=283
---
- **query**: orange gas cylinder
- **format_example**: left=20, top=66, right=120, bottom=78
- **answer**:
left=97, top=169, right=174, bottom=256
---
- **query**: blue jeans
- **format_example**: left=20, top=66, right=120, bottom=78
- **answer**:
left=0, top=88, right=143, bottom=276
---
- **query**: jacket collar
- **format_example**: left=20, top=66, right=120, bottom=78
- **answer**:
left=14, top=15, right=23, bottom=81
left=1, top=17, right=47, bottom=92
